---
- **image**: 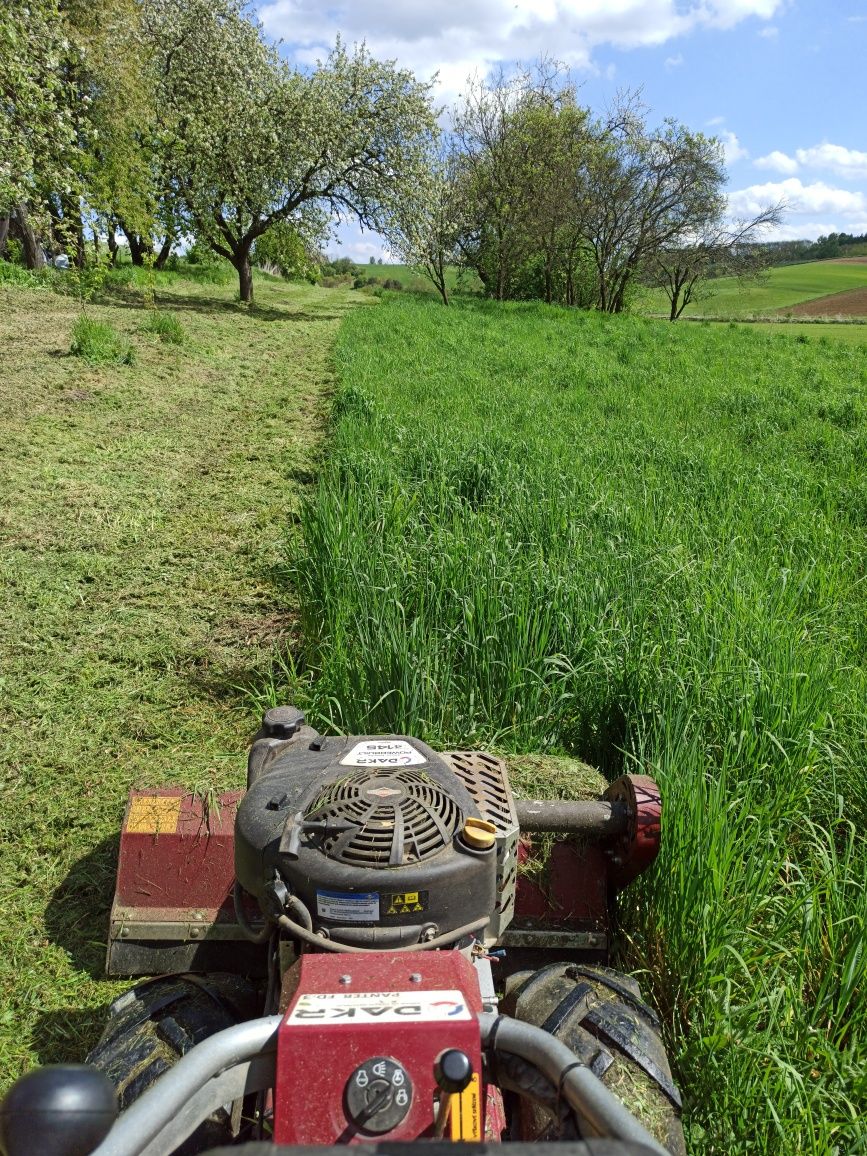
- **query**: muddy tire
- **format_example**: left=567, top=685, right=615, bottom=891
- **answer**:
left=86, top=974, right=261, bottom=1154
left=502, top=963, right=686, bottom=1156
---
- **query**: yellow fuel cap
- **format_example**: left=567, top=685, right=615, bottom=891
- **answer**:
left=462, top=817, right=497, bottom=849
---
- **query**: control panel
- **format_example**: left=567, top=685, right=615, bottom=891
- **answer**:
left=274, top=952, right=484, bottom=1144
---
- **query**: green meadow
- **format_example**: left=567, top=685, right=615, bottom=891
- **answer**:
left=287, top=295, right=867, bottom=1154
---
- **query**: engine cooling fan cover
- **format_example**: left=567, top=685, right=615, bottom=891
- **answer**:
left=304, top=768, right=462, bottom=866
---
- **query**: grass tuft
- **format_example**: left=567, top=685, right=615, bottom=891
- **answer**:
left=70, top=315, right=135, bottom=365
left=141, top=309, right=185, bottom=345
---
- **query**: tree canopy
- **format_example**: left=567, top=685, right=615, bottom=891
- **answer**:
left=1, top=3, right=783, bottom=314
left=143, top=1, right=439, bottom=300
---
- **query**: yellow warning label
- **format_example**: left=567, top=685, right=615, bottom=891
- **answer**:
left=449, top=1072, right=481, bottom=1141
left=384, top=890, right=428, bottom=916
left=126, top=796, right=181, bottom=835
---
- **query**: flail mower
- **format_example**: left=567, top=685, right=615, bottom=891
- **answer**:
left=0, top=707, right=684, bottom=1156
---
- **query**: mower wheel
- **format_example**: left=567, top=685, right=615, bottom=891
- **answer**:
left=86, top=973, right=261, bottom=1154
left=502, top=963, right=685, bottom=1156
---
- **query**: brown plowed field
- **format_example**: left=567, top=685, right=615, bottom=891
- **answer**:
left=780, top=285, right=867, bottom=318
left=825, top=256, right=867, bottom=264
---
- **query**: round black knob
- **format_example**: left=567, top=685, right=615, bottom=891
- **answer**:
left=434, top=1049, right=474, bottom=1094
left=0, top=1065, right=117, bottom=1156
left=262, top=706, right=305, bottom=739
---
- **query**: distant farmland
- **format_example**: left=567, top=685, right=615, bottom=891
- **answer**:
left=637, top=257, right=867, bottom=318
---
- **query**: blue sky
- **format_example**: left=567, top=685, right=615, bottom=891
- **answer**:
left=258, top=0, right=867, bottom=259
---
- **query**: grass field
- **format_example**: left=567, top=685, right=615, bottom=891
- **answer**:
left=0, top=269, right=356, bottom=1085
left=638, top=259, right=867, bottom=318
left=285, top=296, right=867, bottom=1154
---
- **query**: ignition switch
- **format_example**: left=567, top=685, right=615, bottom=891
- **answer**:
left=344, top=1057, right=413, bottom=1134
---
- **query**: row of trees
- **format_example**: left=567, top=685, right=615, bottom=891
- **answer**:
left=2, top=3, right=782, bottom=313
left=386, top=66, right=783, bottom=315
left=2, top=0, right=437, bottom=302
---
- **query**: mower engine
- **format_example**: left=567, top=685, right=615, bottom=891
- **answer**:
left=0, top=709, right=683, bottom=1156
left=236, top=723, right=515, bottom=953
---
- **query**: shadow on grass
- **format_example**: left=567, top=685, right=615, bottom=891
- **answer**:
left=45, top=835, right=120, bottom=981
left=31, top=836, right=120, bottom=1065
left=31, top=1007, right=112, bottom=1068
left=98, top=286, right=352, bottom=323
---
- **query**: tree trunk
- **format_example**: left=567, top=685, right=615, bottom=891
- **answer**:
left=61, top=195, right=86, bottom=268
left=129, top=236, right=148, bottom=266
left=107, top=227, right=119, bottom=266
left=154, top=236, right=173, bottom=270
left=234, top=248, right=254, bottom=303
left=0, top=215, right=9, bottom=256
left=119, top=221, right=151, bottom=266
left=15, top=204, right=46, bottom=269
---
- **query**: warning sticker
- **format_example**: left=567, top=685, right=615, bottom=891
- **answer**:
left=126, top=796, right=181, bottom=835
left=449, top=1072, right=482, bottom=1141
left=316, top=890, right=380, bottom=923
left=383, top=890, right=429, bottom=916
left=340, top=740, right=427, bottom=767
left=288, top=989, right=471, bottom=1025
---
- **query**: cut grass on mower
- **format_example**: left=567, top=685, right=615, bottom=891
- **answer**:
left=0, top=270, right=357, bottom=1089
left=284, top=294, right=867, bottom=1156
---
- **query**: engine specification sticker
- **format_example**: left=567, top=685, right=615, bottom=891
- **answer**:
left=288, top=989, right=471, bottom=1024
left=340, top=740, right=427, bottom=767
left=316, top=889, right=380, bottom=922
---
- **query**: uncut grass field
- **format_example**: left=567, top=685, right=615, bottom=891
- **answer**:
left=284, top=296, right=867, bottom=1154
left=638, top=258, right=867, bottom=318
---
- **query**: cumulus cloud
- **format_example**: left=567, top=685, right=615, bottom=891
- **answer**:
left=664, top=53, right=684, bottom=70
left=728, top=178, right=866, bottom=218
left=260, top=0, right=784, bottom=97
left=758, top=25, right=778, bottom=37
left=719, top=130, right=749, bottom=164
left=755, top=150, right=799, bottom=174
left=794, top=143, right=867, bottom=180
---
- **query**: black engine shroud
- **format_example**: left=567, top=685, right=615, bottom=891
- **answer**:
left=235, top=731, right=498, bottom=946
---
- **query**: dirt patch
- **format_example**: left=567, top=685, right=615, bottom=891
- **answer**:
left=824, top=257, right=867, bottom=265
left=779, top=285, right=867, bottom=318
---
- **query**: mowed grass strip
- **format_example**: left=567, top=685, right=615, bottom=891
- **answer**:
left=287, top=295, right=867, bottom=1154
left=0, top=272, right=356, bottom=1086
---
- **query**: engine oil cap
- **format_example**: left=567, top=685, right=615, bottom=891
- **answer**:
left=461, top=817, right=497, bottom=849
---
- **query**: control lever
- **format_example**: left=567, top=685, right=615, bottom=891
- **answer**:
left=433, top=1049, right=474, bottom=1138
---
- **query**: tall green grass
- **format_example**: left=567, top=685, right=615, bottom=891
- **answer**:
left=285, top=296, right=866, bottom=1153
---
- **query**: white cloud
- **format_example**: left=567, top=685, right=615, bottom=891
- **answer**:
left=260, top=0, right=784, bottom=99
left=755, top=150, right=799, bottom=174
left=758, top=24, right=778, bottom=37
left=331, top=223, right=389, bottom=262
left=664, top=53, right=684, bottom=69
left=728, top=178, right=866, bottom=218
left=794, top=142, right=867, bottom=180
left=706, top=115, right=726, bottom=127
left=719, top=130, right=749, bottom=164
